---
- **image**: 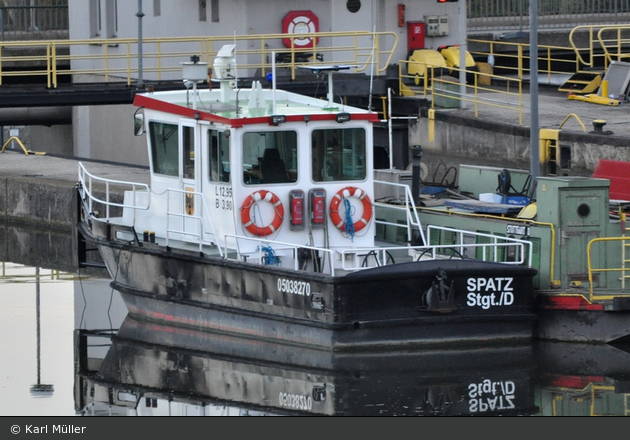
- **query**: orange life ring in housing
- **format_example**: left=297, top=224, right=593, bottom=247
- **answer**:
left=240, top=190, right=285, bottom=236
left=329, top=186, right=373, bottom=233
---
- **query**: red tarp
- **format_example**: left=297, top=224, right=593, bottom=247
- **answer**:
left=592, top=159, right=630, bottom=201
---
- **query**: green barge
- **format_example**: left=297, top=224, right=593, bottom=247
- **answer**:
left=375, top=163, right=630, bottom=343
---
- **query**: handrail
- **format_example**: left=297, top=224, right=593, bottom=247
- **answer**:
left=374, top=179, right=426, bottom=245
left=0, top=30, right=398, bottom=88
left=468, top=38, right=580, bottom=82
left=568, top=25, right=599, bottom=68
left=559, top=113, right=586, bottom=132
left=223, top=234, right=336, bottom=275
left=222, top=229, right=529, bottom=276
left=434, top=66, right=524, bottom=126
left=587, top=236, right=630, bottom=300
left=163, top=187, right=222, bottom=257
left=426, top=225, right=532, bottom=266
left=78, top=162, right=149, bottom=222
left=1, top=136, right=45, bottom=155
left=567, top=24, right=630, bottom=70
left=417, top=206, right=560, bottom=287
left=597, top=25, right=630, bottom=66
left=397, top=59, right=525, bottom=125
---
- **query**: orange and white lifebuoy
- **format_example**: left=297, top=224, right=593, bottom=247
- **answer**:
left=241, top=190, right=285, bottom=236
left=329, top=187, right=373, bottom=233
left=282, top=10, right=319, bottom=48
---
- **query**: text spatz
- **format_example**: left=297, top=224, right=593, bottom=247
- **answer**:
left=466, top=277, right=515, bottom=309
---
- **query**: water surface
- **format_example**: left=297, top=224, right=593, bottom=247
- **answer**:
left=2, top=255, right=630, bottom=416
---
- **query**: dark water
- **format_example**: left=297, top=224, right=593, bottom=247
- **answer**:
left=2, top=225, right=630, bottom=416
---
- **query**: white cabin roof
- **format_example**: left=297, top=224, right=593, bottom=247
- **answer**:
left=134, top=86, right=379, bottom=127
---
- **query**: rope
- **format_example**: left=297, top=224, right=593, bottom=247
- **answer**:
left=343, top=198, right=355, bottom=241
left=258, top=245, right=280, bottom=266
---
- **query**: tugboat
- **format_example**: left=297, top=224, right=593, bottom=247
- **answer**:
left=75, top=45, right=537, bottom=351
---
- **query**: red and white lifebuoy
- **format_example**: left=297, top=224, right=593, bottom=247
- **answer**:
left=241, top=190, right=285, bottom=236
left=282, top=10, right=319, bottom=48
left=329, top=187, right=373, bottom=233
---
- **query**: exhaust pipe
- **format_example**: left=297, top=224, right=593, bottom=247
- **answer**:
left=411, top=144, right=423, bottom=205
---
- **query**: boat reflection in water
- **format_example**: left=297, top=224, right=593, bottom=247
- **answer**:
left=75, top=315, right=537, bottom=416
left=535, top=341, right=630, bottom=416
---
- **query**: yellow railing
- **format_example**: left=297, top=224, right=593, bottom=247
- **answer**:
left=398, top=61, right=525, bottom=125
left=1, top=136, right=45, bottom=156
left=568, top=24, right=630, bottom=70
left=468, top=24, right=630, bottom=84
left=587, top=236, right=630, bottom=300
left=0, top=31, right=398, bottom=88
left=596, top=25, right=630, bottom=67
left=468, top=38, right=579, bottom=83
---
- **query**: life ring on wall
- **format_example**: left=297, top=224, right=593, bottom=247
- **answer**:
left=282, top=10, right=319, bottom=48
left=241, top=190, right=285, bottom=236
left=329, top=187, right=373, bottom=233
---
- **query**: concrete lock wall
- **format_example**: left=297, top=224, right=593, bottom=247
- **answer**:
left=409, top=111, right=630, bottom=182
left=0, top=176, right=78, bottom=230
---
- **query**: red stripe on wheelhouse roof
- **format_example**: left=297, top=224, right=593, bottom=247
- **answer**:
left=134, top=94, right=234, bottom=125
left=134, top=94, right=380, bottom=127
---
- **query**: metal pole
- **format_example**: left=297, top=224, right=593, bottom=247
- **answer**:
left=529, top=0, right=539, bottom=180
left=387, top=87, right=393, bottom=170
left=411, top=145, right=423, bottom=205
left=459, top=0, right=467, bottom=109
left=137, top=0, right=144, bottom=87
left=29, top=0, right=38, bottom=32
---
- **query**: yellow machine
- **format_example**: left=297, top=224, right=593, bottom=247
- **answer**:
left=568, top=93, right=621, bottom=106
left=566, top=80, right=622, bottom=106
left=438, top=45, right=476, bottom=71
left=407, top=49, right=448, bottom=85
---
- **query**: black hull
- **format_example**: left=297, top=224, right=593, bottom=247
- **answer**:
left=535, top=308, right=630, bottom=344
left=78, top=220, right=537, bottom=351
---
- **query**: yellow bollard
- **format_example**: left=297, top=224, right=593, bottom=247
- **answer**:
left=601, top=79, right=608, bottom=98
left=428, top=109, right=435, bottom=143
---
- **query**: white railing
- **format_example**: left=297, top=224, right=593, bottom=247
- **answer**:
left=78, top=163, right=533, bottom=274
left=426, top=225, right=533, bottom=266
left=164, top=187, right=222, bottom=256
left=223, top=234, right=336, bottom=275
left=373, top=179, right=426, bottom=245
left=222, top=229, right=532, bottom=275
left=78, top=162, right=149, bottom=222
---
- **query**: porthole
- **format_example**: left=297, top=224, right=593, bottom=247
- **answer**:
left=347, top=0, right=361, bottom=13
left=577, top=203, right=590, bottom=218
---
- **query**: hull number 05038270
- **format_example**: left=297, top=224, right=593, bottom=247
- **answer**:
left=279, top=392, right=313, bottom=411
left=277, top=278, right=311, bottom=296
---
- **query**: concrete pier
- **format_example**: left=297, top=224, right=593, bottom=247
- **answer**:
left=0, top=153, right=149, bottom=229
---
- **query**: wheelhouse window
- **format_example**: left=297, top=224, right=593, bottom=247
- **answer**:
left=242, top=131, right=298, bottom=185
left=182, top=126, right=195, bottom=179
left=209, top=130, right=230, bottom=183
left=149, top=121, right=179, bottom=177
left=312, top=128, right=366, bottom=182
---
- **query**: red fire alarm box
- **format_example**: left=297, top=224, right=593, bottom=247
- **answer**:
left=407, top=22, right=425, bottom=53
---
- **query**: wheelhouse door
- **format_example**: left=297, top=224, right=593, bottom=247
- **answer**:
left=206, top=128, right=233, bottom=245
left=180, top=120, right=201, bottom=241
